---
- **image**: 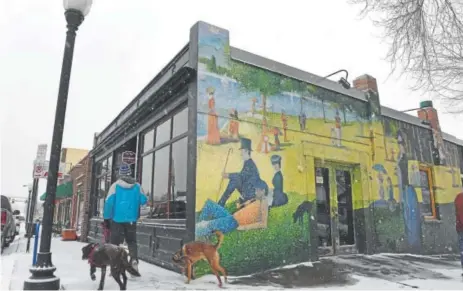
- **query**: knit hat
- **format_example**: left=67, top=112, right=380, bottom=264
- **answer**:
left=119, top=163, right=132, bottom=176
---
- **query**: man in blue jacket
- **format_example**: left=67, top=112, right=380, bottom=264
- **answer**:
left=103, top=163, right=147, bottom=272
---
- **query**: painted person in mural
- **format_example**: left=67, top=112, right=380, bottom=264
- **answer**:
left=196, top=180, right=270, bottom=237
left=396, top=129, right=421, bottom=250
left=371, top=164, right=398, bottom=211
left=281, top=110, right=288, bottom=142
left=268, top=155, right=288, bottom=208
left=454, top=191, right=463, bottom=275
left=218, top=138, right=268, bottom=207
left=228, top=109, right=239, bottom=140
left=299, top=111, right=306, bottom=131
left=103, top=163, right=148, bottom=273
left=271, top=127, right=282, bottom=151
left=206, top=86, right=221, bottom=145
left=334, top=109, right=342, bottom=147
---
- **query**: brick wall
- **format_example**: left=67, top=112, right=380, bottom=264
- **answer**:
left=69, top=154, right=92, bottom=242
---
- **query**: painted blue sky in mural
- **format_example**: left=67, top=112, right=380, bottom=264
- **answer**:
left=198, top=22, right=229, bottom=68
left=196, top=73, right=364, bottom=137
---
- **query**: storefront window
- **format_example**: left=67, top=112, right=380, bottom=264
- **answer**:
left=171, top=138, right=187, bottom=201
left=98, top=178, right=106, bottom=217
left=153, top=146, right=170, bottom=202
left=138, top=105, right=188, bottom=219
left=173, top=108, right=188, bottom=137
left=141, top=154, right=153, bottom=206
left=143, top=129, right=155, bottom=152
left=155, top=119, right=172, bottom=147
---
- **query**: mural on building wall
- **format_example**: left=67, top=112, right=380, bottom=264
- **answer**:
left=372, top=117, right=463, bottom=253
left=194, top=22, right=373, bottom=275
left=194, top=21, right=462, bottom=275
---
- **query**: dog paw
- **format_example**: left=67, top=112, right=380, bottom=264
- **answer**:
left=90, top=274, right=96, bottom=281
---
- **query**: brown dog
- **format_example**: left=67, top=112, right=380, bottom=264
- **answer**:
left=172, top=231, right=227, bottom=287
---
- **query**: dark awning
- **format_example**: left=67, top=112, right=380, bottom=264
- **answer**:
left=39, top=181, right=73, bottom=201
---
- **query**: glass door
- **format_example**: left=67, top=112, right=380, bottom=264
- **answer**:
left=315, top=163, right=356, bottom=256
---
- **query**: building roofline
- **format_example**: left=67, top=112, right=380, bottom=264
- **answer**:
left=230, top=46, right=367, bottom=102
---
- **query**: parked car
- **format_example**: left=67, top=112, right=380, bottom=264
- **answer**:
left=13, top=214, right=24, bottom=235
left=1, top=195, right=19, bottom=254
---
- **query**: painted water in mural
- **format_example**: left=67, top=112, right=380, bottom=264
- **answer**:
left=193, top=21, right=462, bottom=275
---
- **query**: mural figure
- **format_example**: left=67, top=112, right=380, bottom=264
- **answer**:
left=334, top=109, right=342, bottom=147
left=386, top=177, right=398, bottom=212
left=268, top=155, right=288, bottom=208
left=218, top=138, right=268, bottom=207
left=271, top=127, right=281, bottom=151
left=257, top=134, right=271, bottom=154
left=299, top=111, right=307, bottom=131
left=196, top=180, right=269, bottom=237
left=281, top=111, right=288, bottom=142
left=372, top=164, right=388, bottom=208
left=228, top=109, right=240, bottom=140
left=396, top=129, right=421, bottom=250
left=206, top=87, right=221, bottom=145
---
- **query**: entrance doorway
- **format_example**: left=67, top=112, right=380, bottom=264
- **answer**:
left=315, top=162, right=356, bottom=256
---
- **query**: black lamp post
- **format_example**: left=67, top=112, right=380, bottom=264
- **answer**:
left=23, top=0, right=92, bottom=289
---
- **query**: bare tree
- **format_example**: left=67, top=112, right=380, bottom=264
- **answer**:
left=350, top=0, right=463, bottom=112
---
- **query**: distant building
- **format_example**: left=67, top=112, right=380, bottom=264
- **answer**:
left=54, top=147, right=89, bottom=228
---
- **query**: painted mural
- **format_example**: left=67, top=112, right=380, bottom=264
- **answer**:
left=193, top=21, right=462, bottom=275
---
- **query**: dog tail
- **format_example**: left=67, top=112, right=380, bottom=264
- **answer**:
left=214, top=230, right=224, bottom=250
left=121, top=251, right=141, bottom=277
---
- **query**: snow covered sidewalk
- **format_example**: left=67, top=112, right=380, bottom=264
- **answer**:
left=2, top=234, right=463, bottom=290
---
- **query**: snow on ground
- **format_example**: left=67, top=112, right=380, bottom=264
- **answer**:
left=1, top=227, right=462, bottom=290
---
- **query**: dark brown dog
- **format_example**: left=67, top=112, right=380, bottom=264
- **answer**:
left=81, top=243, right=140, bottom=290
left=172, top=231, right=227, bottom=287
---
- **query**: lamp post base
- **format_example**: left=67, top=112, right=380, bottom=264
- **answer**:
left=23, top=252, right=60, bottom=290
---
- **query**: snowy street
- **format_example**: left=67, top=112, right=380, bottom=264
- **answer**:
left=2, top=227, right=462, bottom=290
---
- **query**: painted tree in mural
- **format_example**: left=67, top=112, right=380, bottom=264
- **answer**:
left=230, top=62, right=281, bottom=125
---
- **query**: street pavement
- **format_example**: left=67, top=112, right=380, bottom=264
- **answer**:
left=2, top=228, right=462, bottom=290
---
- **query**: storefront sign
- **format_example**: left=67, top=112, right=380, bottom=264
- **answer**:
left=121, top=151, right=136, bottom=165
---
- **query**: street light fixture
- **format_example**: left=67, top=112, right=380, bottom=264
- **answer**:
left=23, top=0, right=92, bottom=290
left=324, top=69, right=351, bottom=90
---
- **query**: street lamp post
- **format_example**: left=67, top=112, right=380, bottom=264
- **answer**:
left=23, top=184, right=33, bottom=237
left=23, top=0, right=92, bottom=289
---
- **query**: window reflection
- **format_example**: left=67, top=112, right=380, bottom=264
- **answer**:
left=155, top=119, right=171, bottom=147
left=173, top=108, right=188, bottom=137
left=143, top=129, right=154, bottom=152
left=153, top=146, right=170, bottom=202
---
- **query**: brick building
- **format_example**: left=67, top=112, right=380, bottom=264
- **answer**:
left=69, top=154, right=92, bottom=241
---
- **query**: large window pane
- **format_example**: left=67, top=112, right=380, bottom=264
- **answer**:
left=107, top=156, right=112, bottom=176
left=98, top=178, right=106, bottom=217
left=155, top=119, right=172, bottom=147
left=101, top=159, right=107, bottom=174
left=153, top=146, right=170, bottom=202
left=141, top=154, right=153, bottom=217
left=170, top=138, right=187, bottom=218
left=143, top=129, right=154, bottom=152
left=173, top=108, right=188, bottom=137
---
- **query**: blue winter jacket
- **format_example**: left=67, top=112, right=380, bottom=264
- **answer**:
left=103, top=177, right=148, bottom=223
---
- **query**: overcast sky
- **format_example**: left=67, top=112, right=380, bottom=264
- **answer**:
left=1, top=0, right=462, bottom=199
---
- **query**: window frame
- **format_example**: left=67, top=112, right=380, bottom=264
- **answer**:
left=419, top=165, right=438, bottom=220
left=94, top=154, right=113, bottom=217
left=139, top=104, right=188, bottom=219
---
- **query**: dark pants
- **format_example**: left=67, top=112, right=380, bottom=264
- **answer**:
left=458, top=231, right=463, bottom=269
left=110, top=221, right=138, bottom=263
